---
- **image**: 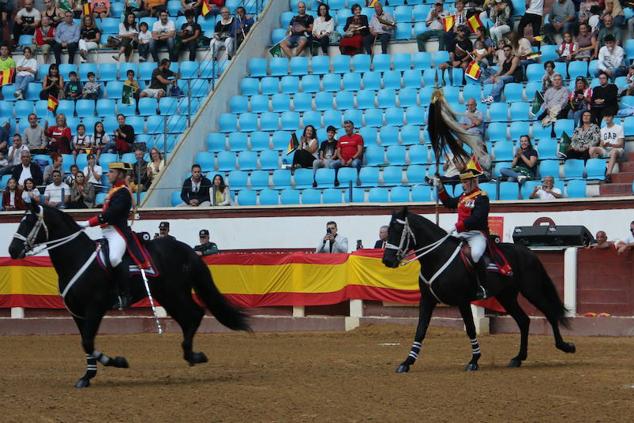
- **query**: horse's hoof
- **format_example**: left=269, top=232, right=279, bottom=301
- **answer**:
left=464, top=363, right=479, bottom=371
left=187, top=352, right=208, bottom=366
left=111, top=356, right=129, bottom=368
left=558, top=342, right=576, bottom=354
left=395, top=364, right=410, bottom=373
left=74, top=378, right=90, bottom=389
left=508, top=359, right=522, bottom=368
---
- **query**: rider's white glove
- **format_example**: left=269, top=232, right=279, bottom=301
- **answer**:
left=78, top=221, right=90, bottom=228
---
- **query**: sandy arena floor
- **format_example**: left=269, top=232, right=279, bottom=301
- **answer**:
left=0, top=324, right=633, bottom=422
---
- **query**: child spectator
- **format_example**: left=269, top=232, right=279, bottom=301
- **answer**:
left=2, top=177, right=25, bottom=211
left=92, top=121, right=111, bottom=156
left=82, top=153, right=102, bottom=186
left=13, top=46, right=37, bottom=101
left=123, top=69, right=140, bottom=103
left=137, top=21, right=151, bottom=62
left=82, top=72, right=101, bottom=99
left=541, top=61, right=556, bottom=93
left=21, top=178, right=40, bottom=205
left=64, top=71, right=82, bottom=100
left=72, top=123, right=93, bottom=156
left=557, top=32, right=577, bottom=62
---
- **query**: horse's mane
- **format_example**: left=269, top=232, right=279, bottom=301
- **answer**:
left=43, top=204, right=81, bottom=231
left=407, top=212, right=451, bottom=239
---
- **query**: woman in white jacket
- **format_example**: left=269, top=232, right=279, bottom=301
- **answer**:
left=312, top=3, right=335, bottom=55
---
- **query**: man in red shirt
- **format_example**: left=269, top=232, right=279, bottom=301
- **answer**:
left=330, top=120, right=363, bottom=187
left=44, top=113, right=72, bottom=154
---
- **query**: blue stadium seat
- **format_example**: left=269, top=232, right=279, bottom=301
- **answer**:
left=487, top=122, right=507, bottom=141
left=323, top=73, right=342, bottom=92
left=382, top=166, right=403, bottom=185
left=553, top=119, right=574, bottom=138
left=358, top=167, right=379, bottom=187
left=335, top=91, right=354, bottom=111
left=159, top=97, right=178, bottom=116
left=405, top=106, right=425, bottom=126
left=301, top=188, right=322, bottom=205
left=364, top=108, right=383, bottom=127
left=364, top=146, right=386, bottom=166
left=585, top=158, right=606, bottom=180
left=272, top=169, right=291, bottom=188
left=393, top=53, right=411, bottom=71
left=390, top=186, right=410, bottom=203
left=510, top=102, right=530, bottom=121
left=117, top=100, right=136, bottom=117
left=624, top=116, right=634, bottom=136
left=399, top=89, right=418, bottom=108
left=379, top=126, right=399, bottom=147
left=281, top=76, right=299, bottom=94
left=567, top=61, right=588, bottom=80
left=259, top=188, right=279, bottom=206
left=322, top=188, right=343, bottom=204
left=179, top=61, right=199, bottom=80
left=272, top=131, right=290, bottom=151
left=208, top=133, right=227, bottom=152
left=269, top=57, right=289, bottom=77
left=293, top=168, right=314, bottom=188
left=411, top=185, right=432, bottom=202
left=169, top=191, right=181, bottom=207
left=314, top=92, right=333, bottom=111
left=303, top=110, right=322, bottom=128
left=315, top=168, right=336, bottom=187
left=409, top=144, right=429, bottom=165
left=289, top=57, right=309, bottom=76
left=230, top=95, right=249, bottom=113
left=249, top=131, right=269, bottom=151
left=261, top=77, right=280, bottom=95
left=14, top=101, right=33, bottom=118
left=537, top=139, right=558, bottom=159
left=532, top=124, right=553, bottom=141
left=509, top=122, right=527, bottom=141
left=386, top=145, right=406, bottom=165
left=493, top=142, right=514, bottom=162
left=526, top=63, right=543, bottom=82
left=280, top=111, right=300, bottom=131
left=541, top=45, right=558, bottom=63
left=336, top=168, right=357, bottom=187
left=566, top=180, right=586, bottom=198
left=498, top=182, right=519, bottom=200
left=357, top=89, right=377, bottom=109
left=368, top=187, right=390, bottom=202
left=352, top=54, right=371, bottom=73
left=240, top=78, right=259, bottom=96
left=372, top=54, right=391, bottom=72
left=402, top=70, right=422, bottom=89
left=332, top=55, right=351, bottom=73
left=218, top=113, right=238, bottom=132
left=539, top=160, right=560, bottom=178
left=383, top=71, right=402, bottom=90
left=271, top=94, right=291, bottom=113
left=280, top=189, right=300, bottom=205
left=249, top=95, right=269, bottom=113
left=250, top=170, right=270, bottom=189
left=359, top=127, right=378, bottom=145
left=311, top=56, right=330, bottom=74
left=504, top=83, right=524, bottom=102
left=260, top=112, right=280, bottom=131
left=385, top=107, right=405, bottom=126
left=488, top=103, right=509, bottom=122
left=238, top=189, right=257, bottom=206
left=58, top=64, right=77, bottom=79
left=248, top=58, right=267, bottom=77
left=195, top=152, right=215, bottom=172
left=259, top=150, right=279, bottom=170
left=95, top=99, right=115, bottom=117
left=271, top=28, right=286, bottom=45
left=96, top=63, right=117, bottom=82
left=138, top=62, right=155, bottom=81
left=56, top=100, right=74, bottom=117
left=344, top=109, right=363, bottom=127
left=237, top=151, right=258, bottom=170
left=362, top=71, right=382, bottom=90
left=377, top=89, right=397, bottom=108
left=138, top=98, right=158, bottom=116
left=406, top=164, right=426, bottom=185
left=395, top=22, right=412, bottom=40
left=228, top=133, right=249, bottom=152
left=292, top=93, right=311, bottom=113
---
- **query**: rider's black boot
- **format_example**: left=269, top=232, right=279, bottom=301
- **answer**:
left=474, top=260, right=489, bottom=300
left=112, top=263, right=132, bottom=310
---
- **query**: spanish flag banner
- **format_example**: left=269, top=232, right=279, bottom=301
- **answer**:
left=442, top=15, right=455, bottom=32
left=465, top=61, right=481, bottom=80
left=82, top=0, right=91, bottom=16
left=47, top=95, right=59, bottom=113
left=201, top=0, right=211, bottom=17
left=467, top=14, right=482, bottom=33
left=0, top=68, right=15, bottom=86
left=286, top=132, right=299, bottom=155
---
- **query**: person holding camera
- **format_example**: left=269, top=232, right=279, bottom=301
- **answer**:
left=316, top=221, right=348, bottom=253
left=529, top=176, right=563, bottom=200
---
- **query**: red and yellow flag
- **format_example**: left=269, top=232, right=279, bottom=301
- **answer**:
left=82, top=0, right=91, bottom=16
left=467, top=14, right=482, bottom=33
left=465, top=61, right=481, bottom=80
left=442, top=15, right=455, bottom=32
left=47, top=95, right=59, bottom=113
left=0, top=68, right=15, bottom=86
left=368, top=0, right=380, bottom=6
left=201, top=0, right=211, bottom=17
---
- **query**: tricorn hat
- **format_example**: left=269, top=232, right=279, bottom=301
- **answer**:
left=109, top=162, right=133, bottom=171
left=459, top=157, right=484, bottom=180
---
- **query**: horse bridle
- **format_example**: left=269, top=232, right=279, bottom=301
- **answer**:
left=385, top=217, right=453, bottom=266
left=13, top=206, right=84, bottom=257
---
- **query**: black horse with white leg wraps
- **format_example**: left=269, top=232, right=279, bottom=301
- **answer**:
left=382, top=207, right=576, bottom=373
left=8, top=203, right=250, bottom=388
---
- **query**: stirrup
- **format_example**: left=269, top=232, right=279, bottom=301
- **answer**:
left=474, top=285, right=488, bottom=301
left=113, top=295, right=132, bottom=310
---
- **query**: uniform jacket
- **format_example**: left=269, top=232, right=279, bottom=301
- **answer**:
left=439, top=188, right=490, bottom=233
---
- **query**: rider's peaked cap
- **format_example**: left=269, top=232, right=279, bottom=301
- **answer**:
left=109, top=162, right=133, bottom=171
left=199, top=229, right=210, bottom=237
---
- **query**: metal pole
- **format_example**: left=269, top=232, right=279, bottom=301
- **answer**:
left=187, top=80, right=191, bottom=127
left=348, top=180, right=352, bottom=203
left=136, top=159, right=141, bottom=206
left=162, top=115, right=167, bottom=159
left=435, top=162, right=440, bottom=225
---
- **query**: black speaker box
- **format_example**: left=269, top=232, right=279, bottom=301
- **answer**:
left=512, top=225, right=595, bottom=247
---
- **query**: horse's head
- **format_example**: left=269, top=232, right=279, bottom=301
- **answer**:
left=382, top=206, right=416, bottom=268
left=9, top=203, right=50, bottom=259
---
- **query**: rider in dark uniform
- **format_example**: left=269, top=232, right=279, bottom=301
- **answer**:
left=436, top=159, right=490, bottom=299
left=80, top=162, right=134, bottom=309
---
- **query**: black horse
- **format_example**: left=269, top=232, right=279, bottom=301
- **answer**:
left=8, top=203, right=250, bottom=388
left=382, top=207, right=576, bottom=373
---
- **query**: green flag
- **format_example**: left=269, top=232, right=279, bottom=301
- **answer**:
left=531, top=90, right=544, bottom=115
left=558, top=131, right=571, bottom=158
left=122, top=84, right=136, bottom=105
left=58, top=0, right=72, bottom=12
left=269, top=40, right=284, bottom=58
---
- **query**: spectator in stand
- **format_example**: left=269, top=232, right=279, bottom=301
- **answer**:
left=596, top=34, right=625, bottom=79
left=43, top=152, right=63, bottom=184
left=0, top=134, right=28, bottom=176
left=518, top=0, right=544, bottom=37
left=13, top=47, right=37, bottom=100
left=591, top=71, right=619, bottom=124
left=565, top=110, right=600, bottom=159
left=180, top=164, right=211, bottom=206
left=374, top=225, right=389, bottom=249
left=508, top=30, right=534, bottom=67
left=44, top=169, right=70, bottom=208
left=11, top=150, right=43, bottom=187
left=78, top=15, right=100, bottom=63
left=292, top=124, right=318, bottom=170
left=82, top=71, right=101, bottom=99
left=443, top=0, right=468, bottom=50
left=21, top=178, right=40, bottom=205
left=603, top=0, right=625, bottom=28
left=113, top=13, right=138, bottom=62
left=489, top=0, right=511, bottom=47
left=91, top=0, right=111, bottom=18
left=66, top=0, right=84, bottom=19
left=537, top=73, right=570, bottom=125
left=180, top=0, right=201, bottom=16
left=194, top=229, right=219, bottom=256
left=2, top=177, right=25, bottom=211
left=541, top=61, right=556, bottom=93
left=157, top=221, right=175, bottom=239
left=589, top=112, right=624, bottom=182
left=145, top=147, right=164, bottom=187
left=339, top=4, right=370, bottom=55
left=0, top=120, right=9, bottom=153
left=67, top=171, right=95, bottom=208
left=137, top=21, right=151, bottom=62
left=0, top=45, right=15, bottom=98
left=63, top=70, right=82, bottom=100
left=312, top=125, right=338, bottom=188
left=209, top=7, right=234, bottom=60
left=114, top=114, right=135, bottom=154
left=482, top=45, right=522, bottom=104
left=416, top=2, right=445, bottom=52
left=92, top=121, right=111, bottom=155
left=596, top=15, right=623, bottom=53
left=330, top=120, right=363, bottom=187
left=71, top=123, right=92, bottom=156
left=129, top=148, right=148, bottom=192
left=123, top=69, right=140, bottom=103
left=35, top=15, right=56, bottom=64
left=0, top=152, right=7, bottom=168
left=150, top=10, right=176, bottom=62
left=460, top=98, right=483, bottom=137
left=23, top=113, right=47, bottom=153
left=280, top=1, right=313, bottom=58
left=176, top=9, right=201, bottom=61
left=210, top=174, right=231, bottom=206
left=207, top=0, right=225, bottom=16
left=622, top=63, right=634, bottom=96
left=440, top=25, right=472, bottom=72
left=232, top=6, right=253, bottom=50
left=41, top=0, right=65, bottom=27
left=53, top=11, right=80, bottom=64
left=590, top=230, right=614, bottom=249
left=368, top=2, right=394, bottom=55
left=316, top=221, right=348, bottom=253
left=500, top=135, right=539, bottom=183
left=616, top=221, right=634, bottom=254
left=83, top=153, right=102, bottom=186
left=543, top=0, right=575, bottom=44
left=472, top=27, right=495, bottom=71
left=568, top=76, right=593, bottom=126
left=44, top=114, right=72, bottom=154
left=64, top=163, right=79, bottom=185
left=312, top=2, right=334, bottom=56
left=140, top=58, right=178, bottom=99
left=557, top=32, right=577, bottom=62
left=145, top=0, right=166, bottom=17
left=572, top=23, right=596, bottom=62
left=14, top=0, right=41, bottom=44
left=529, top=176, right=563, bottom=200
left=125, top=0, right=145, bottom=18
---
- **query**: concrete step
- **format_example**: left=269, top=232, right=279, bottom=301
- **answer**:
left=600, top=183, right=632, bottom=196
left=619, top=161, right=634, bottom=173
left=611, top=172, right=634, bottom=184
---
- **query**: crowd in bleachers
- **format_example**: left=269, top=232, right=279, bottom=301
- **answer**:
left=0, top=0, right=264, bottom=210
left=175, top=0, right=634, bottom=207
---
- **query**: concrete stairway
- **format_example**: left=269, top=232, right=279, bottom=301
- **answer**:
left=599, top=152, right=634, bottom=196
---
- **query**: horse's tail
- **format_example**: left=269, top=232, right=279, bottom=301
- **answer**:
left=191, top=257, right=251, bottom=332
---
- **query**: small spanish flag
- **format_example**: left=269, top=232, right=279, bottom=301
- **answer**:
left=467, top=14, right=482, bottom=33
left=286, top=133, right=299, bottom=155
left=442, top=15, right=455, bottom=32
left=533, top=35, right=544, bottom=42
left=201, top=0, right=211, bottom=17
left=47, top=95, right=59, bottom=113
left=368, top=0, right=380, bottom=6
left=526, top=51, right=542, bottom=61
left=82, top=0, right=91, bottom=16
left=0, top=68, right=15, bottom=86
left=465, top=61, right=481, bottom=80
